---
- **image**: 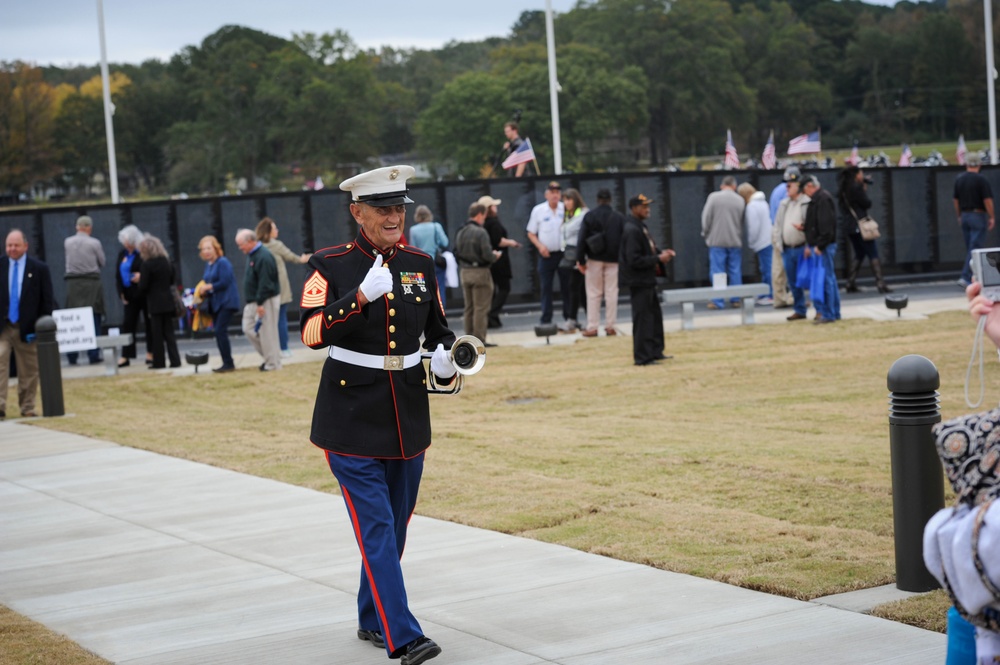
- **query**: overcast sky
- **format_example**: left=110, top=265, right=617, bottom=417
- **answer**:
left=4, top=0, right=901, bottom=67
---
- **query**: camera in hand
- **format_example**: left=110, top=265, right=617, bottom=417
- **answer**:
left=971, top=248, right=1000, bottom=301
left=863, top=175, right=873, bottom=184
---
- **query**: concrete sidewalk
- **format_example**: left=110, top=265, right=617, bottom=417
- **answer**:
left=0, top=422, right=946, bottom=664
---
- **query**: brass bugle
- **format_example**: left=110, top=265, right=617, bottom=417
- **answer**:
left=421, top=335, right=486, bottom=394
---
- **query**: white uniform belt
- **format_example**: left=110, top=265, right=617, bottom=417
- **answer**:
left=329, top=346, right=421, bottom=371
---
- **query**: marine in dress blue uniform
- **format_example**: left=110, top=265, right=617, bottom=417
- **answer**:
left=300, top=165, right=453, bottom=665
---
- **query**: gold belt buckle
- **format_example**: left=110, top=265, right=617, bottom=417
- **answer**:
left=383, top=355, right=404, bottom=371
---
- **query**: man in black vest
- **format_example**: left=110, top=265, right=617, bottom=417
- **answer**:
left=300, top=165, right=454, bottom=665
left=619, top=194, right=675, bottom=366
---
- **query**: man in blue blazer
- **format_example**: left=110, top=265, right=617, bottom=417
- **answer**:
left=1, top=229, right=55, bottom=419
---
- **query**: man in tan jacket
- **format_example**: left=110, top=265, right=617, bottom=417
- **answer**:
left=774, top=180, right=811, bottom=321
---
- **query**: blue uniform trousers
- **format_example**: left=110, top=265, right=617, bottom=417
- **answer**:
left=326, top=451, right=425, bottom=657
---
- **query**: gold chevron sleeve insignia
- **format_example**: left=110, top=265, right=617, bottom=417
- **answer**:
left=301, top=271, right=328, bottom=308
left=302, top=312, right=324, bottom=347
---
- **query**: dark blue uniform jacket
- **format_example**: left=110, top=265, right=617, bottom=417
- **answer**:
left=300, top=231, right=455, bottom=459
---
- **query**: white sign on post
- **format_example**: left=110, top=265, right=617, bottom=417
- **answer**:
left=53, top=307, right=97, bottom=353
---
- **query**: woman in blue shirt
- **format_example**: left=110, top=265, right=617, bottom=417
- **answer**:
left=196, top=235, right=241, bottom=372
left=407, top=205, right=450, bottom=306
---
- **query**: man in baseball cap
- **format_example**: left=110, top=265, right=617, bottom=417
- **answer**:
left=620, top=193, right=675, bottom=365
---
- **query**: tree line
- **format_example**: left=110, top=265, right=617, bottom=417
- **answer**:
left=0, top=0, right=991, bottom=200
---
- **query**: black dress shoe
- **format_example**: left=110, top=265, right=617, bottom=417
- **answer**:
left=400, top=636, right=441, bottom=665
left=212, top=365, right=235, bottom=373
left=357, top=628, right=384, bottom=649
left=117, top=359, right=130, bottom=368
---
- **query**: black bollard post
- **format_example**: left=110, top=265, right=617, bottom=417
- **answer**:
left=35, top=316, right=65, bottom=418
left=886, top=354, right=944, bottom=592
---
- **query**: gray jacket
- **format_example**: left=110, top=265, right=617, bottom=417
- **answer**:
left=701, top=188, right=745, bottom=248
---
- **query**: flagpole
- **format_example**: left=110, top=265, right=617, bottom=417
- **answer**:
left=545, top=0, right=562, bottom=175
left=96, top=0, right=120, bottom=203
left=985, top=0, right=998, bottom=164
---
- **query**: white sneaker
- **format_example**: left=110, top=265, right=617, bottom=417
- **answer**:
left=958, top=278, right=971, bottom=288
left=280, top=349, right=293, bottom=358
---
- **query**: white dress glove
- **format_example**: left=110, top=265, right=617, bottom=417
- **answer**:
left=430, top=343, right=457, bottom=379
left=358, top=254, right=393, bottom=302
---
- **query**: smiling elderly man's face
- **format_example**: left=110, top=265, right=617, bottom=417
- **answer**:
left=352, top=203, right=406, bottom=250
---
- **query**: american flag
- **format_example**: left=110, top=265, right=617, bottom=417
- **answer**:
left=761, top=131, right=776, bottom=170
left=898, top=143, right=913, bottom=167
left=957, top=134, right=968, bottom=166
left=502, top=137, right=536, bottom=170
left=724, top=130, right=740, bottom=169
left=845, top=141, right=860, bottom=166
left=788, top=131, right=821, bottom=155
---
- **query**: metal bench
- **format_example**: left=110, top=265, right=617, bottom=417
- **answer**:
left=95, top=334, right=134, bottom=376
left=661, top=283, right=770, bottom=330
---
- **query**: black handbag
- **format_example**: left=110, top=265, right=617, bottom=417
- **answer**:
left=434, top=249, right=447, bottom=269
left=586, top=232, right=607, bottom=255
left=559, top=245, right=578, bottom=269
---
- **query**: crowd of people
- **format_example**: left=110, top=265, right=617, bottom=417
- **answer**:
left=2, top=151, right=992, bottom=421
left=408, top=164, right=886, bottom=364
left=0, top=208, right=320, bottom=418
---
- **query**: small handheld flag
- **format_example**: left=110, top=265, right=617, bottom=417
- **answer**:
left=502, top=138, right=536, bottom=170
